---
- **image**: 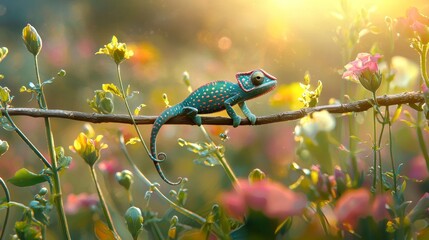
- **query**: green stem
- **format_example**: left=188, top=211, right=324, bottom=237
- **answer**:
left=416, top=117, right=429, bottom=171
left=199, top=126, right=239, bottom=188
left=115, top=65, right=152, bottom=156
left=2, top=107, right=52, bottom=169
left=0, top=178, right=10, bottom=240
left=90, top=166, right=117, bottom=234
left=377, top=121, right=385, bottom=193
left=348, top=113, right=359, bottom=184
left=383, top=107, right=398, bottom=194
left=33, top=56, right=70, bottom=240
left=420, top=44, right=429, bottom=87
left=417, top=44, right=429, bottom=173
left=316, top=203, right=329, bottom=237
left=371, top=92, right=378, bottom=193
left=117, top=132, right=226, bottom=238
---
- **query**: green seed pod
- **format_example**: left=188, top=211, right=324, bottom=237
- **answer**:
left=125, top=206, right=143, bottom=240
left=0, top=140, right=9, bottom=156
left=115, top=170, right=134, bottom=190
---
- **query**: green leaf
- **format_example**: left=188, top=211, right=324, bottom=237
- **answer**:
left=8, top=168, right=47, bottom=187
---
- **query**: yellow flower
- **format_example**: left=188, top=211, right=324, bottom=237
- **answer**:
left=71, top=132, right=108, bottom=167
left=96, top=36, right=134, bottom=64
left=269, top=83, right=304, bottom=110
left=22, top=24, right=42, bottom=56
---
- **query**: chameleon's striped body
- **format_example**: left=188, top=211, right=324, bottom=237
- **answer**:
left=150, top=69, right=277, bottom=185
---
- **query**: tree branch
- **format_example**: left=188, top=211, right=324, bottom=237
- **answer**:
left=2, top=91, right=424, bottom=126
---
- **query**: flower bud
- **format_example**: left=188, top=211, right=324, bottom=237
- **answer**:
left=39, top=187, right=48, bottom=196
left=115, top=170, right=134, bottom=190
left=0, top=139, right=9, bottom=156
left=124, top=206, right=143, bottom=240
left=0, top=47, right=8, bottom=62
left=168, top=216, right=178, bottom=239
left=57, top=69, right=66, bottom=77
left=0, top=86, right=11, bottom=104
left=22, top=24, right=42, bottom=56
left=248, top=168, right=266, bottom=184
left=358, top=70, right=382, bottom=93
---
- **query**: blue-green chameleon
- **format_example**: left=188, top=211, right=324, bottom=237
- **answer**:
left=150, top=69, right=277, bottom=185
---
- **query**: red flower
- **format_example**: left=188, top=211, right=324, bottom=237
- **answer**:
left=221, top=180, right=307, bottom=220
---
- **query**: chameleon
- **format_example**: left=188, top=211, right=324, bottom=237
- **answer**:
left=150, top=69, right=277, bottom=185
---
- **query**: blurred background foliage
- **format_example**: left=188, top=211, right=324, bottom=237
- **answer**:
left=0, top=0, right=429, bottom=238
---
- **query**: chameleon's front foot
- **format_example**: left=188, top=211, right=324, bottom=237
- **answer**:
left=246, top=113, right=257, bottom=125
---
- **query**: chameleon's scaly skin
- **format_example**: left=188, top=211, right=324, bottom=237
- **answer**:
left=150, top=69, right=277, bottom=185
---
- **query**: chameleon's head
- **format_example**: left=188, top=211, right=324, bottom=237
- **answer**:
left=236, top=69, right=277, bottom=98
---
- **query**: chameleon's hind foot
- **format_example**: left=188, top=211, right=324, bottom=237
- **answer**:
left=193, top=115, right=202, bottom=126
left=232, top=115, right=241, bottom=128
left=183, top=106, right=201, bottom=126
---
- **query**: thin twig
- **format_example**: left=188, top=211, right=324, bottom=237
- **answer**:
left=2, top=91, right=424, bottom=125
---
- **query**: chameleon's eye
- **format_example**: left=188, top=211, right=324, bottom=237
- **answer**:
left=250, top=71, right=265, bottom=86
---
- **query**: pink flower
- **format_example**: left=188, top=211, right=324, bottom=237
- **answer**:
left=407, top=155, right=429, bottom=180
left=372, top=194, right=391, bottom=222
left=396, top=7, right=429, bottom=44
left=342, top=53, right=383, bottom=92
left=65, top=193, right=99, bottom=214
left=334, top=188, right=371, bottom=228
left=97, top=158, right=121, bottom=175
left=221, top=180, right=307, bottom=220
left=342, top=53, right=382, bottom=80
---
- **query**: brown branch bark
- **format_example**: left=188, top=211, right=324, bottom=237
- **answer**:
left=2, top=91, right=424, bottom=126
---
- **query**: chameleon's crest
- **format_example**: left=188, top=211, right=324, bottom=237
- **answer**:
left=236, top=69, right=277, bottom=92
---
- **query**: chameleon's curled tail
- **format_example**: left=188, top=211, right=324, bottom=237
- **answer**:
left=150, top=104, right=184, bottom=185
left=154, top=162, right=182, bottom=185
